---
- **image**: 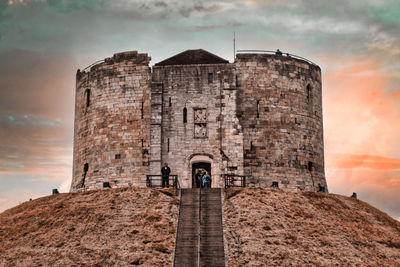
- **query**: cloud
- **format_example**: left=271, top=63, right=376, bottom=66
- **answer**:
left=329, top=154, right=400, bottom=170
left=323, top=56, right=400, bottom=157
left=47, top=0, right=105, bottom=13
left=322, top=53, right=400, bottom=220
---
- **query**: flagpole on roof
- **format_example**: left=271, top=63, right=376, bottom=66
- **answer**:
left=233, top=31, right=236, bottom=61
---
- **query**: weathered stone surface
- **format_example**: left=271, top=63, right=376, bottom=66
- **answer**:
left=236, top=53, right=326, bottom=191
left=71, top=49, right=327, bottom=192
left=71, top=51, right=151, bottom=192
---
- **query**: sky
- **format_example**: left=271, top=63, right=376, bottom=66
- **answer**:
left=0, top=0, right=399, bottom=219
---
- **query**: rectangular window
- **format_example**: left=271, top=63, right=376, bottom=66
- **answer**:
left=115, top=154, right=121, bottom=159
left=208, top=73, right=213, bottom=84
left=194, top=108, right=207, bottom=138
left=167, top=138, right=170, bottom=152
left=169, top=97, right=172, bottom=107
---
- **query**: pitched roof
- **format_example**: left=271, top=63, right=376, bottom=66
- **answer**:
left=155, top=49, right=229, bottom=66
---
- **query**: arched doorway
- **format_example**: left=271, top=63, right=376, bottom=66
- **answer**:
left=192, top=162, right=211, bottom=188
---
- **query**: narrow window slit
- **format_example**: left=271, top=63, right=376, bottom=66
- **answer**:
left=306, top=84, right=311, bottom=103
left=257, top=100, right=260, bottom=118
left=141, top=101, right=144, bottom=119
left=183, top=107, right=187, bottom=123
left=308, top=161, right=313, bottom=171
left=85, top=89, right=91, bottom=108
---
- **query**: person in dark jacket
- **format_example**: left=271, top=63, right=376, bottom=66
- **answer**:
left=161, top=163, right=171, bottom=188
left=194, top=170, right=201, bottom=188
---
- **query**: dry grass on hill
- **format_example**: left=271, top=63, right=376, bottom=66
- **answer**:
left=0, top=187, right=179, bottom=267
left=224, top=188, right=400, bottom=266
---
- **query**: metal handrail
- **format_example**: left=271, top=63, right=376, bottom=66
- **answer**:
left=224, top=174, right=246, bottom=188
left=236, top=50, right=318, bottom=67
left=146, top=175, right=179, bottom=195
left=81, top=59, right=105, bottom=73
left=197, top=182, right=201, bottom=267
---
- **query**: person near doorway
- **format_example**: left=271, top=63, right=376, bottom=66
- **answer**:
left=202, top=171, right=211, bottom=188
left=195, top=170, right=202, bottom=188
left=161, top=163, right=171, bottom=188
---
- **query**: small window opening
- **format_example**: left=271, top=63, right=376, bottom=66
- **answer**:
left=208, top=73, right=213, bottom=84
left=169, top=97, right=172, bottom=107
left=141, top=101, right=144, bottom=119
left=81, top=163, right=89, bottom=188
left=308, top=161, right=313, bottom=171
left=257, top=100, right=260, bottom=118
left=235, top=75, right=239, bottom=87
left=183, top=107, right=187, bottom=123
left=250, top=141, right=254, bottom=151
left=84, top=163, right=89, bottom=173
left=141, top=139, right=144, bottom=148
left=85, top=89, right=91, bottom=108
left=271, top=181, right=279, bottom=188
left=306, top=84, right=311, bottom=102
left=167, top=138, right=170, bottom=152
left=115, top=154, right=121, bottom=159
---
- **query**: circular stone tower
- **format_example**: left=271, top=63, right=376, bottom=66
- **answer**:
left=235, top=53, right=326, bottom=191
left=70, top=51, right=151, bottom=192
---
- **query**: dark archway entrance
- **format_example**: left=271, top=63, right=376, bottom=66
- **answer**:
left=192, top=162, right=211, bottom=188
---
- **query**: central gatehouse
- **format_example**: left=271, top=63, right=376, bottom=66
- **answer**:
left=71, top=49, right=327, bottom=192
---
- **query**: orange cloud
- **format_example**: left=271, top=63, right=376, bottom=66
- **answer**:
left=391, top=92, right=400, bottom=98
left=328, top=154, right=400, bottom=170
left=322, top=55, right=400, bottom=220
left=323, top=56, right=400, bottom=157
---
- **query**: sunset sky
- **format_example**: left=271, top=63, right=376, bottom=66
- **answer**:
left=0, top=0, right=399, bottom=219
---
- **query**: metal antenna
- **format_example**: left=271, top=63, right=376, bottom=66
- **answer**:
left=233, top=31, right=236, bottom=61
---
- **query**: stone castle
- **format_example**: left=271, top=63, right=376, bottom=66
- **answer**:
left=70, top=49, right=327, bottom=192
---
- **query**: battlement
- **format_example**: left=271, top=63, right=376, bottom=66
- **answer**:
left=236, top=50, right=320, bottom=70
left=106, top=51, right=151, bottom=65
left=76, top=51, right=151, bottom=81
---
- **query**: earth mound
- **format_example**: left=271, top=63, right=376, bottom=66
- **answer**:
left=224, top=188, right=400, bottom=266
left=1, top=187, right=399, bottom=266
left=0, top=187, right=179, bottom=266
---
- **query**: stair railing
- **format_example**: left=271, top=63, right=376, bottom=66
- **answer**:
left=197, top=184, right=201, bottom=267
left=224, top=174, right=246, bottom=188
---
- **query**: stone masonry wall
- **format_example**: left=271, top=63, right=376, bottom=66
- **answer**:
left=71, top=49, right=327, bottom=192
left=151, top=64, right=243, bottom=188
left=70, top=51, right=151, bottom=192
left=236, top=54, right=326, bottom=191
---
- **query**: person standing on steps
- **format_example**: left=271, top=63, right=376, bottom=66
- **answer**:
left=161, top=163, right=171, bottom=188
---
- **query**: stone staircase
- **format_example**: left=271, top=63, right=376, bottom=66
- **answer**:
left=174, top=188, right=225, bottom=267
